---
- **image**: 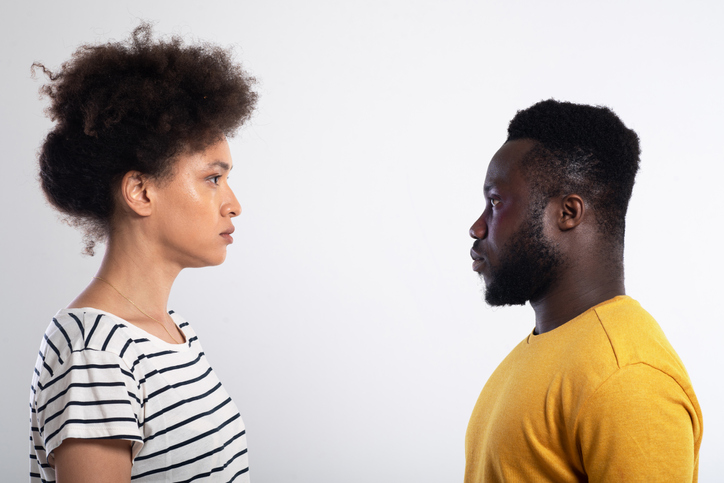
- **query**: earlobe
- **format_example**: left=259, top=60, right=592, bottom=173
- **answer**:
left=120, top=171, right=153, bottom=217
left=559, top=194, right=585, bottom=231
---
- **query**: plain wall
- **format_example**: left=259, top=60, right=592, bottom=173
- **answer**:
left=2, top=0, right=722, bottom=481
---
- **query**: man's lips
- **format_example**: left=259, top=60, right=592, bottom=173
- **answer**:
left=470, top=246, right=486, bottom=273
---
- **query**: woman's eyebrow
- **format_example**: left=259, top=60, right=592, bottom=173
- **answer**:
left=206, top=160, right=232, bottom=171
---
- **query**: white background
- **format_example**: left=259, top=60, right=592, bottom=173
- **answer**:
left=1, top=1, right=722, bottom=481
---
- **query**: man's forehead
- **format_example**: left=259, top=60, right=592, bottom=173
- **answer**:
left=484, top=139, right=537, bottom=191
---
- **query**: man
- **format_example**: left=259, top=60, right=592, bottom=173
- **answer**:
left=466, top=100, right=702, bottom=482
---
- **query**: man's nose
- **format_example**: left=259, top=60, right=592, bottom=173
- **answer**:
left=469, top=214, right=487, bottom=239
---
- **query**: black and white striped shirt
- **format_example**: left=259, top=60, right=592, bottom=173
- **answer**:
left=29, top=308, right=250, bottom=482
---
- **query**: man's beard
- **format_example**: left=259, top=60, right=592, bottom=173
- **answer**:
left=484, top=206, right=563, bottom=306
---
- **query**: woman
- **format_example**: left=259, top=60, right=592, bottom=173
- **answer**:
left=29, top=24, right=257, bottom=482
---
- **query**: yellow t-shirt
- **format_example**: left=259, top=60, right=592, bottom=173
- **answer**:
left=465, top=296, right=702, bottom=482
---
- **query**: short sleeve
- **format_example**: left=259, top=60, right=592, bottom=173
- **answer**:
left=33, top=347, right=144, bottom=457
left=577, top=363, right=700, bottom=482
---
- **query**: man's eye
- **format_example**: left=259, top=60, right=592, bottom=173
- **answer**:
left=209, top=175, right=221, bottom=185
left=490, top=198, right=501, bottom=208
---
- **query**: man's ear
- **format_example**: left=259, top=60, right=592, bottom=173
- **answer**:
left=120, top=171, right=153, bottom=217
left=558, top=194, right=585, bottom=231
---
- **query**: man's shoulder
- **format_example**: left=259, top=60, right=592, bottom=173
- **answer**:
left=591, top=296, right=689, bottom=377
left=506, top=296, right=689, bottom=397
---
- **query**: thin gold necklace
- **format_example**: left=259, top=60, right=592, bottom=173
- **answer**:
left=93, top=276, right=182, bottom=344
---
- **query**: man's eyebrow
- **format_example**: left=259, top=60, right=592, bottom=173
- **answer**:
left=484, top=182, right=495, bottom=193
left=207, top=160, right=232, bottom=171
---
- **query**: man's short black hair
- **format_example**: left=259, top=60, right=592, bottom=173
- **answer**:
left=507, top=99, right=641, bottom=247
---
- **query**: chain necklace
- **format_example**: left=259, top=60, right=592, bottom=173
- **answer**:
left=93, top=276, right=182, bottom=344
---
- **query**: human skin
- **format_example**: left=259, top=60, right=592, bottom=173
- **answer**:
left=53, top=439, right=132, bottom=482
left=469, top=140, right=539, bottom=287
left=469, top=138, right=626, bottom=334
left=50, top=138, right=240, bottom=481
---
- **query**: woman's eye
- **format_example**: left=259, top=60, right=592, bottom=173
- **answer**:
left=209, top=175, right=221, bottom=185
left=490, top=198, right=501, bottom=208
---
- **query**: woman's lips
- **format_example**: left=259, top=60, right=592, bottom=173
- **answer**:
left=221, top=227, right=235, bottom=244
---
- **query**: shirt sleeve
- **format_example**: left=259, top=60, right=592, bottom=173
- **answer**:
left=33, top=347, right=144, bottom=457
left=576, top=363, right=700, bottom=482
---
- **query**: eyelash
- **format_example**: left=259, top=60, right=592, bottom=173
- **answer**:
left=208, top=175, right=221, bottom=185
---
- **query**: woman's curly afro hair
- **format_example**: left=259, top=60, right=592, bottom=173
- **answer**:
left=507, top=99, right=641, bottom=247
left=34, top=22, right=257, bottom=253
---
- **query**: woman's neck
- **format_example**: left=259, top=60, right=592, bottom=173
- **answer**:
left=68, top=234, right=185, bottom=343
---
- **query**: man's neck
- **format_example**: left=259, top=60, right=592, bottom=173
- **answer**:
left=530, top=272, right=625, bottom=334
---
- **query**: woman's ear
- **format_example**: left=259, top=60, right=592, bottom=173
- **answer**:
left=119, top=171, right=153, bottom=217
left=558, top=194, right=585, bottom=231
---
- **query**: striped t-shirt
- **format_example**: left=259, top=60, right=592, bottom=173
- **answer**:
left=29, top=308, right=250, bottom=482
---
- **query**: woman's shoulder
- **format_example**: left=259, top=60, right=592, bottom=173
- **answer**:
left=32, top=308, right=142, bottom=400
left=41, top=308, right=136, bottom=360
left=35, top=308, right=197, bottom=388
left=47, top=307, right=195, bottom=356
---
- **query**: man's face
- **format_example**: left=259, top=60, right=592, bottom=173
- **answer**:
left=469, top=139, right=563, bottom=306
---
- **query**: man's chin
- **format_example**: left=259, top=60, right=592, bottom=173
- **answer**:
left=484, top=283, right=529, bottom=307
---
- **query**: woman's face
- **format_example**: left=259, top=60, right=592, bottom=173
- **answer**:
left=149, top=137, right=241, bottom=269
